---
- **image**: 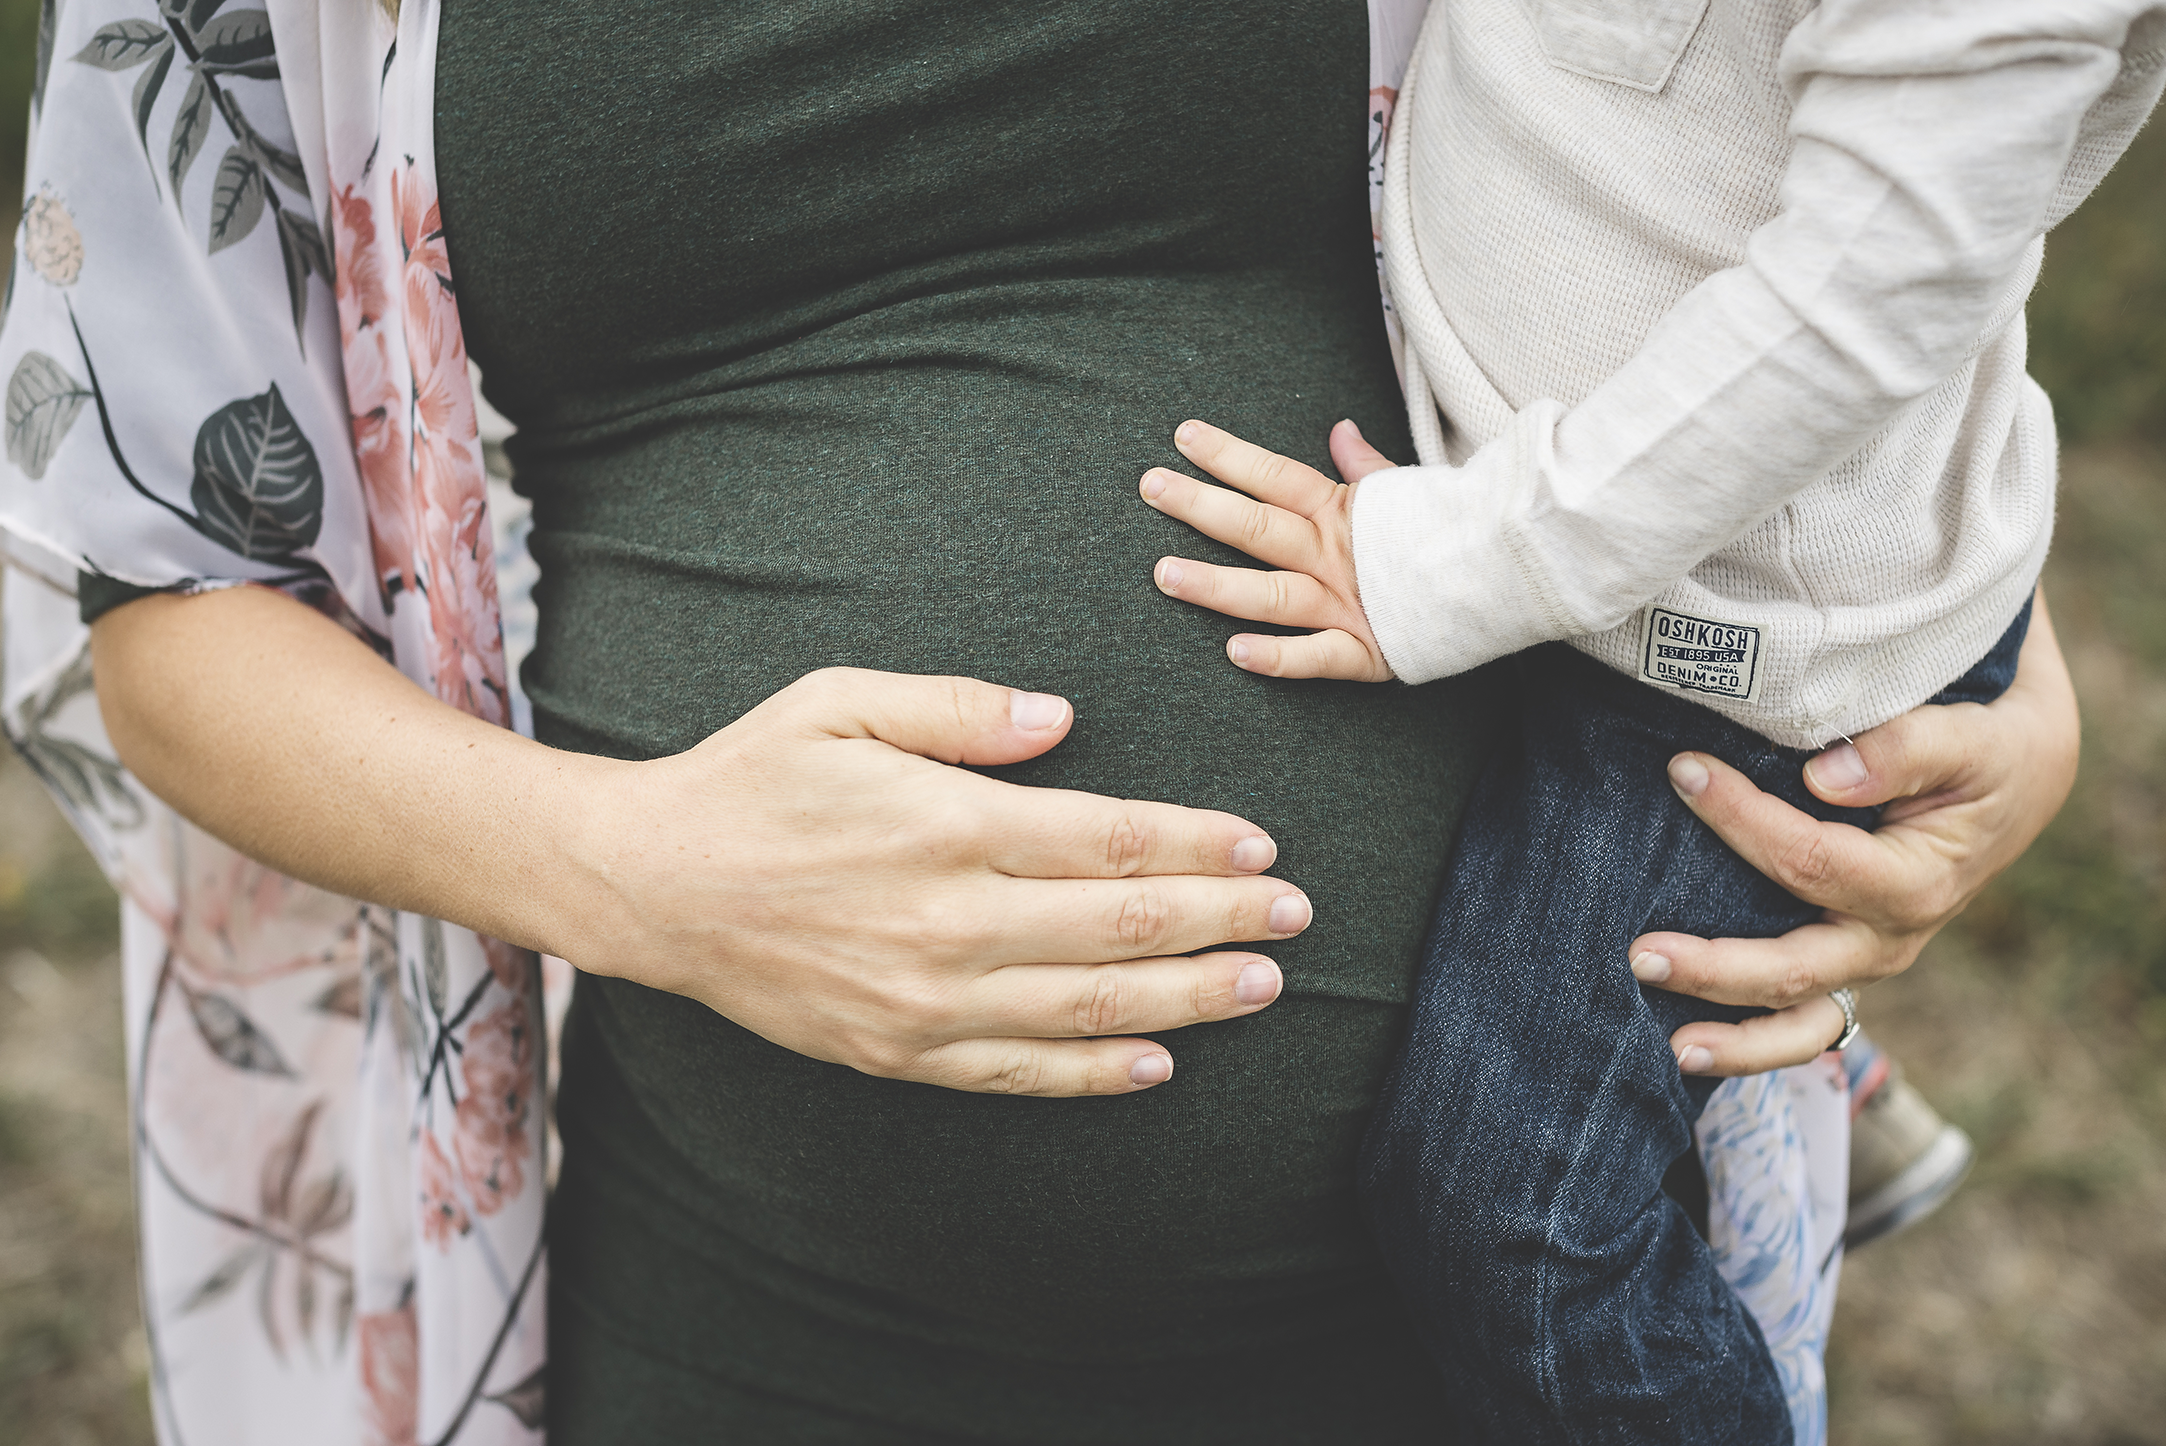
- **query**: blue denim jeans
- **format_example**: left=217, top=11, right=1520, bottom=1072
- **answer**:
left=1359, top=600, right=2030, bottom=1444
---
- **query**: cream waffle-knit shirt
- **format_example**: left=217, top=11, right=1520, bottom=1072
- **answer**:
left=1354, top=0, right=2166, bottom=747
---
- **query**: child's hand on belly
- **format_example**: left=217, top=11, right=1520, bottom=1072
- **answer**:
left=1140, top=418, right=1398, bottom=683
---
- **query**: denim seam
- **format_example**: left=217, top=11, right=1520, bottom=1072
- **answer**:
left=1539, top=1018, right=1650, bottom=1438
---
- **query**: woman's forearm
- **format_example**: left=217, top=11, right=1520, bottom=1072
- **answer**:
left=91, top=584, right=610, bottom=956
left=88, top=582, right=1309, bottom=1096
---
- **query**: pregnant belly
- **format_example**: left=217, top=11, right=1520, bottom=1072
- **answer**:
left=517, top=276, right=1496, bottom=1353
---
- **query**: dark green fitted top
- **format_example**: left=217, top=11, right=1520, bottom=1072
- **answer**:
left=437, top=3, right=1495, bottom=1440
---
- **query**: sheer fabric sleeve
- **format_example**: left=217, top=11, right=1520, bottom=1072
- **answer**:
left=2, top=0, right=373, bottom=617
left=3, top=5, right=547, bottom=1443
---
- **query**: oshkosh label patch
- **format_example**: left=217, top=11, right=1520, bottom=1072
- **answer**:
left=1640, top=607, right=1761, bottom=700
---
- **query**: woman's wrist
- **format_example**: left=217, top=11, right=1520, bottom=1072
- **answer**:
left=509, top=750, right=673, bottom=979
left=420, top=735, right=621, bottom=961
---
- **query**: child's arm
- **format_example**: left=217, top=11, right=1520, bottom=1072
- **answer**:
left=1221, top=1, right=2157, bottom=691
left=1140, top=417, right=1402, bottom=682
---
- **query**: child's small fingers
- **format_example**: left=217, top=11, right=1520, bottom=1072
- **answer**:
left=1142, top=468, right=1319, bottom=571
left=1226, top=630, right=1390, bottom=682
left=1153, top=558, right=1338, bottom=629
left=1173, top=420, right=1342, bottom=514
left=1667, top=996, right=1849, bottom=1077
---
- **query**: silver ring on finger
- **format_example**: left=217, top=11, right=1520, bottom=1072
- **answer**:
left=1829, top=987, right=1860, bottom=1052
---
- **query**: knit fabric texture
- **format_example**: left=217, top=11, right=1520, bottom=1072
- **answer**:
left=1357, top=0, right=2166, bottom=746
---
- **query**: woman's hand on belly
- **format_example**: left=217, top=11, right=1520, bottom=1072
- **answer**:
left=563, top=667, right=1310, bottom=1095
left=91, top=589, right=1303, bottom=1098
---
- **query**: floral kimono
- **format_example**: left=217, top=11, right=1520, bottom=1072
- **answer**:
left=0, top=0, right=1846, bottom=1440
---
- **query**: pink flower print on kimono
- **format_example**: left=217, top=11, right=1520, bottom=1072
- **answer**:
left=394, top=165, right=509, bottom=726
left=418, top=477, right=509, bottom=725
left=404, top=265, right=474, bottom=456
left=358, top=1303, right=420, bottom=1446
left=159, top=833, right=366, bottom=989
left=455, top=996, right=536, bottom=1215
left=350, top=329, right=416, bottom=602
left=333, top=184, right=415, bottom=605
left=335, top=183, right=391, bottom=333
left=23, top=189, right=85, bottom=287
left=480, top=933, right=533, bottom=992
left=395, top=165, right=453, bottom=304
left=418, top=1128, right=471, bottom=1249
left=1369, top=85, right=1400, bottom=142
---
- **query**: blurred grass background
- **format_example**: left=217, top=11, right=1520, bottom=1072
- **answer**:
left=3, top=7, right=2164, bottom=1444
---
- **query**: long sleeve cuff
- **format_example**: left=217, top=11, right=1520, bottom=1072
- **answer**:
left=1349, top=405, right=1581, bottom=685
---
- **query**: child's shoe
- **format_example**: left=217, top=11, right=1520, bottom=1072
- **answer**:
left=1843, top=1032, right=1974, bottom=1248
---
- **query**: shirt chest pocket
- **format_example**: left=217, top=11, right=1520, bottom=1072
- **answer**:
left=1525, top=0, right=1712, bottom=92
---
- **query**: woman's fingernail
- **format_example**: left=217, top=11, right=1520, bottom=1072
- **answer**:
left=1807, top=742, right=1868, bottom=791
left=1234, top=960, right=1281, bottom=1006
left=1156, top=560, right=1183, bottom=591
left=1230, top=835, right=1276, bottom=872
left=1630, top=952, right=1672, bottom=984
left=1268, top=893, right=1312, bottom=935
left=1678, top=1046, right=1715, bottom=1074
left=1141, top=472, right=1167, bottom=501
left=1009, top=691, right=1068, bottom=731
left=1176, top=420, right=1202, bottom=446
left=1668, top=755, right=1711, bottom=799
left=1130, top=1053, right=1173, bottom=1086
left=1228, top=638, right=1251, bottom=665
